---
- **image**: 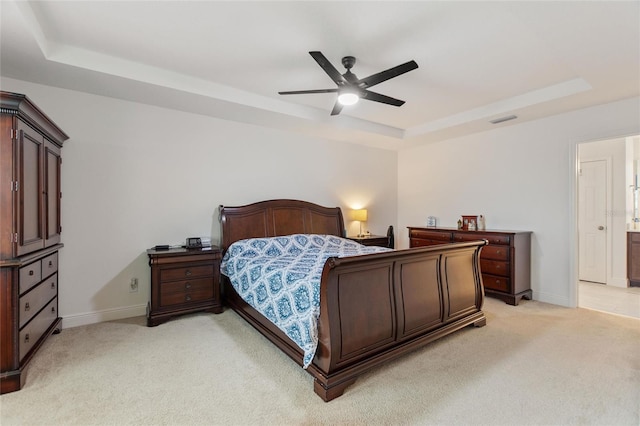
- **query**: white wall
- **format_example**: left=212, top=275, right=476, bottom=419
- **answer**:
left=1, top=77, right=398, bottom=327
left=579, top=137, right=628, bottom=287
left=398, top=97, right=640, bottom=306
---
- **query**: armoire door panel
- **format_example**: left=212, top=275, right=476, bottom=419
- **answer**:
left=16, top=121, right=44, bottom=256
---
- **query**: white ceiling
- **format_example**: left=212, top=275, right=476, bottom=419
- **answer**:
left=1, top=1, right=639, bottom=150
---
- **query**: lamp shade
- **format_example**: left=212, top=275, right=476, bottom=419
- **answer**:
left=352, top=209, right=368, bottom=222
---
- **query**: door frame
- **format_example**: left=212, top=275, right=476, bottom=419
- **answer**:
left=572, top=135, right=633, bottom=308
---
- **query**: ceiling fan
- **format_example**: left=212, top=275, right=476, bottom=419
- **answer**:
left=278, top=51, right=419, bottom=116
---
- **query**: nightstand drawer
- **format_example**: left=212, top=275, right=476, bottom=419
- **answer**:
left=160, top=264, right=214, bottom=282
left=160, top=278, right=214, bottom=306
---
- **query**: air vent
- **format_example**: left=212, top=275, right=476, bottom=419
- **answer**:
left=490, top=115, right=518, bottom=124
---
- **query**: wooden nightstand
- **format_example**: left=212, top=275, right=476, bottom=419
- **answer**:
left=146, top=246, right=222, bottom=326
left=347, top=235, right=391, bottom=248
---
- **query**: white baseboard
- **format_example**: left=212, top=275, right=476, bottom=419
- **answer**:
left=62, top=304, right=147, bottom=329
left=532, top=290, right=571, bottom=307
left=608, top=276, right=629, bottom=288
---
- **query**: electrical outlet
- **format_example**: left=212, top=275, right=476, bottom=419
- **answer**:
left=130, top=277, right=138, bottom=293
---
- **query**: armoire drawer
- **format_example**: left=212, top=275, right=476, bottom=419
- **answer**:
left=19, top=261, right=42, bottom=294
left=41, top=252, right=58, bottom=278
left=19, top=274, right=58, bottom=328
left=19, top=298, right=58, bottom=361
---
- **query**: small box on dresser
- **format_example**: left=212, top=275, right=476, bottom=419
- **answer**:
left=408, top=227, right=532, bottom=305
left=147, top=246, right=223, bottom=326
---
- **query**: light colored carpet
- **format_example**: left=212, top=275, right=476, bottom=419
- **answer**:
left=1, top=298, right=638, bottom=425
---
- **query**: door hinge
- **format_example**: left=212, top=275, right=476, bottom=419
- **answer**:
left=13, top=233, right=18, bottom=243
left=10, top=128, right=17, bottom=139
left=10, top=181, right=18, bottom=191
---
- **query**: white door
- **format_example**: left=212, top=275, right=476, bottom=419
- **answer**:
left=578, top=160, right=607, bottom=283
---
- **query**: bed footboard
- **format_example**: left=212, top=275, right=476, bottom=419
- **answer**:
left=311, top=240, right=486, bottom=401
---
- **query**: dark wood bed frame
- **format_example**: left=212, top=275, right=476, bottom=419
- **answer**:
left=219, top=199, right=486, bottom=401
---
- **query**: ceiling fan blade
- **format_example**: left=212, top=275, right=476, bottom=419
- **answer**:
left=309, top=51, right=347, bottom=86
left=358, top=60, right=418, bottom=89
left=330, top=101, right=343, bottom=116
left=278, top=89, right=338, bottom=95
left=361, top=90, right=405, bottom=106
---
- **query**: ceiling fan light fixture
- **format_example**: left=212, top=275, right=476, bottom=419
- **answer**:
left=338, top=92, right=359, bottom=106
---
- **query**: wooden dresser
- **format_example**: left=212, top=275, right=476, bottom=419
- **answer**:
left=408, top=227, right=532, bottom=305
left=1, top=91, right=68, bottom=393
left=147, top=247, right=223, bottom=326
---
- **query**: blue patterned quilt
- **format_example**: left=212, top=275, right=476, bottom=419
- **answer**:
left=220, top=234, right=391, bottom=368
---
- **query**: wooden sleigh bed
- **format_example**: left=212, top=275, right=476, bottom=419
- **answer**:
left=219, top=199, right=486, bottom=401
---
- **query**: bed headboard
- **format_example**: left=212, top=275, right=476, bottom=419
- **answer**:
left=219, top=199, right=345, bottom=252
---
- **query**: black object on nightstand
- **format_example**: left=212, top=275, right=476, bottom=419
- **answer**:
left=146, top=246, right=222, bottom=326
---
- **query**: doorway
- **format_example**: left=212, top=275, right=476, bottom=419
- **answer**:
left=576, top=135, right=640, bottom=319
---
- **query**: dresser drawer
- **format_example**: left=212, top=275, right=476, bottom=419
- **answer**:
left=19, top=298, right=58, bottom=361
left=160, top=278, right=214, bottom=307
left=480, top=259, right=510, bottom=277
left=410, top=239, right=449, bottom=248
left=409, top=229, right=451, bottom=241
left=454, top=233, right=511, bottom=245
left=482, top=274, right=510, bottom=292
left=160, top=264, right=214, bottom=282
left=481, top=245, right=510, bottom=261
left=19, top=274, right=58, bottom=328
left=41, top=252, right=58, bottom=278
left=19, top=260, right=42, bottom=295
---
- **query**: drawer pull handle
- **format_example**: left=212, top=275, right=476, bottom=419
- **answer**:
left=185, top=295, right=192, bottom=302
left=24, top=334, right=30, bottom=343
left=52, top=306, right=56, bottom=313
left=496, top=280, right=501, bottom=284
left=185, top=282, right=191, bottom=289
left=185, top=270, right=192, bottom=276
left=48, top=261, right=53, bottom=267
left=51, top=282, right=55, bottom=289
left=29, top=270, right=34, bottom=276
left=25, top=302, right=30, bottom=311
